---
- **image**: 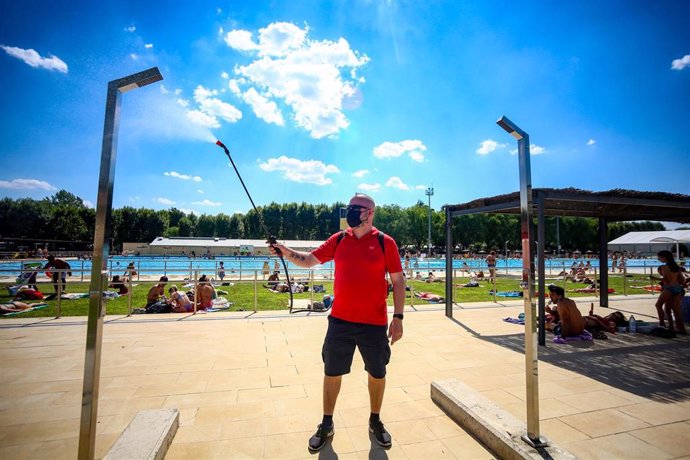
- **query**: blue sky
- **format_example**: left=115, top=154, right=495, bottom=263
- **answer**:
left=1, top=0, right=689, bottom=218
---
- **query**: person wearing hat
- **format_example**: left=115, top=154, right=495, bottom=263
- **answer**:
left=546, top=285, right=585, bottom=337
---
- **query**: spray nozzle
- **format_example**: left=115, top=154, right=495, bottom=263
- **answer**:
left=216, top=140, right=229, bottom=154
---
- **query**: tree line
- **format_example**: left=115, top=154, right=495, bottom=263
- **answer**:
left=0, top=190, right=665, bottom=253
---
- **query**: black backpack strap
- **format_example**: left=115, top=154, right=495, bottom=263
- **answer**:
left=335, top=230, right=385, bottom=256
left=335, top=230, right=346, bottom=247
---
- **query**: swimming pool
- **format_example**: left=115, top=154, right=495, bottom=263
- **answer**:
left=0, top=255, right=664, bottom=278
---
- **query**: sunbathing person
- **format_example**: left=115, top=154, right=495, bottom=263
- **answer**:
left=168, top=285, right=193, bottom=313
left=267, top=271, right=280, bottom=288
left=196, top=275, right=214, bottom=310
left=109, top=275, right=128, bottom=295
left=0, top=301, right=44, bottom=315
left=546, top=285, right=585, bottom=337
left=415, top=292, right=444, bottom=302
left=145, top=276, right=169, bottom=312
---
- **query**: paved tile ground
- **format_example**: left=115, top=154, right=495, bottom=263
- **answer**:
left=0, top=294, right=688, bottom=459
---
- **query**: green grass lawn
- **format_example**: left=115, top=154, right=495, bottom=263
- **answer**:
left=1, top=273, right=657, bottom=318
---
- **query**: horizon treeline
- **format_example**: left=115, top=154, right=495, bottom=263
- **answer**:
left=0, top=190, right=667, bottom=253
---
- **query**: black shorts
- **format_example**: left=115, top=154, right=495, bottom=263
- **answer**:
left=322, top=315, right=391, bottom=379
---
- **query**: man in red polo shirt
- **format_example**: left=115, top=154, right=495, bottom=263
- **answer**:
left=270, top=193, right=405, bottom=452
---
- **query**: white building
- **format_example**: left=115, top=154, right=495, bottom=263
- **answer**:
left=123, top=237, right=325, bottom=256
left=608, top=230, right=690, bottom=257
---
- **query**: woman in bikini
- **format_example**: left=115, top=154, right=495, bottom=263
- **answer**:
left=655, top=250, right=687, bottom=334
left=168, top=285, right=193, bottom=313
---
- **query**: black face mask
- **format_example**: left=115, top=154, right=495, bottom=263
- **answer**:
left=346, top=205, right=367, bottom=228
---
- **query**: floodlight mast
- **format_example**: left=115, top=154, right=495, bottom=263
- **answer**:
left=496, top=115, right=546, bottom=448
left=78, top=67, right=163, bottom=460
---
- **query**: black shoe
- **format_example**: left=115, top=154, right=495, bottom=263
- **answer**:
left=308, top=423, right=334, bottom=452
left=369, top=419, right=392, bottom=447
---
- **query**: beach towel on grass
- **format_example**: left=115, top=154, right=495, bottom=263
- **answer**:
left=3, top=303, right=48, bottom=316
left=553, top=330, right=593, bottom=344
left=60, top=293, right=89, bottom=300
left=503, top=317, right=525, bottom=325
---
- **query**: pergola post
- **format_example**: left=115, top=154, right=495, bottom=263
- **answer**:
left=598, top=217, right=609, bottom=308
left=537, top=194, right=546, bottom=346
left=445, top=207, right=454, bottom=318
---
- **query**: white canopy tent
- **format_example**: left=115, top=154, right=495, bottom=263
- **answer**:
left=608, top=230, right=690, bottom=258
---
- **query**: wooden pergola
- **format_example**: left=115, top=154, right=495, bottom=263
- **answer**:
left=443, top=188, right=690, bottom=345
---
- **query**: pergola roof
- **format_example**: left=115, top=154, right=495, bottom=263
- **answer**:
left=445, top=188, right=690, bottom=223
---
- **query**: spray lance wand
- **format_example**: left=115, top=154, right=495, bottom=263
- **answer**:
left=215, top=140, right=299, bottom=313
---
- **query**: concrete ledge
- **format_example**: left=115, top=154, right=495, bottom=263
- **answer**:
left=104, top=408, right=179, bottom=460
left=431, top=379, right=576, bottom=460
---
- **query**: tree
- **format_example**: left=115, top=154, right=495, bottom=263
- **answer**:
left=215, top=214, right=231, bottom=237
left=47, top=190, right=86, bottom=208
left=196, top=214, right=216, bottom=237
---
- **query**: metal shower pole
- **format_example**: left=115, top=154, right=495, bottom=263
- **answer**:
left=497, top=115, right=546, bottom=448
left=78, top=67, right=163, bottom=460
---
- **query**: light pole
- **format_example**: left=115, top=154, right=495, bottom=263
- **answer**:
left=497, top=115, right=546, bottom=448
left=505, top=240, right=509, bottom=274
left=78, top=67, right=163, bottom=460
left=426, top=186, right=434, bottom=257
left=556, top=216, right=561, bottom=256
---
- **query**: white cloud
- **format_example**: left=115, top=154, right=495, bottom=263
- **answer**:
left=164, top=171, right=202, bottom=182
left=509, top=144, right=547, bottom=155
left=159, top=85, right=169, bottom=94
left=176, top=98, right=189, bottom=108
left=414, top=185, right=427, bottom=190
left=671, top=54, right=690, bottom=70
left=358, top=182, right=381, bottom=192
left=124, top=25, right=136, bottom=32
left=128, top=196, right=140, bottom=202
left=373, top=140, right=427, bottom=162
left=197, top=189, right=204, bottom=194
left=385, top=176, right=410, bottom=190
left=239, top=87, right=284, bottom=125
left=192, top=199, right=222, bottom=206
left=531, top=144, right=547, bottom=155
left=145, top=43, right=153, bottom=49
left=476, top=139, right=506, bottom=155
left=185, top=85, right=242, bottom=129
left=0, top=178, right=57, bottom=191
left=587, top=139, right=596, bottom=146
left=220, top=71, right=229, bottom=79
left=224, top=30, right=258, bottom=51
left=154, top=197, right=176, bottom=205
left=82, top=200, right=95, bottom=209
left=352, top=169, right=370, bottom=178
left=226, top=22, right=369, bottom=138
left=174, top=88, right=182, bottom=96
left=1, top=45, right=68, bottom=73
left=130, top=53, right=138, bottom=60
left=259, top=156, right=339, bottom=185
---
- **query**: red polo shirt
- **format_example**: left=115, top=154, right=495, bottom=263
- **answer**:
left=312, top=227, right=403, bottom=326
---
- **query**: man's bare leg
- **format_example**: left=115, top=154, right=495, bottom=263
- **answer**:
left=323, top=375, right=342, bottom=415
left=368, top=373, right=385, bottom=414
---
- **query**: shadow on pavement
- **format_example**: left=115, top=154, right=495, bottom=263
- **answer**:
left=458, top=320, right=690, bottom=403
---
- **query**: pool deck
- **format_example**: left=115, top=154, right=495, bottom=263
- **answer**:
left=0, top=294, right=688, bottom=459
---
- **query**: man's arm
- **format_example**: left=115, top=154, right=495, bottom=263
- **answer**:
left=270, top=243, right=320, bottom=268
left=388, top=271, right=406, bottom=345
